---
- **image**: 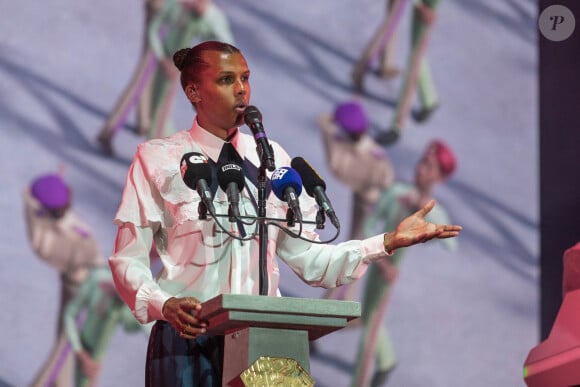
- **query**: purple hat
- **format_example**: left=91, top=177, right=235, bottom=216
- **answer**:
left=30, top=174, right=71, bottom=210
left=333, top=101, right=369, bottom=135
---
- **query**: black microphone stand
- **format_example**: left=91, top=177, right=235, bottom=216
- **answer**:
left=256, top=147, right=271, bottom=296
left=257, top=166, right=268, bottom=296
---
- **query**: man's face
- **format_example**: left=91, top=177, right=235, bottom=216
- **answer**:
left=190, top=50, right=251, bottom=139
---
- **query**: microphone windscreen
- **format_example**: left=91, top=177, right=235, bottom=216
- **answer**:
left=217, top=162, right=245, bottom=191
left=180, top=152, right=213, bottom=190
left=243, top=105, right=262, bottom=126
left=271, top=167, right=303, bottom=201
left=291, top=157, right=326, bottom=197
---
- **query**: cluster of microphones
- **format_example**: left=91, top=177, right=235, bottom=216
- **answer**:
left=179, top=105, right=340, bottom=239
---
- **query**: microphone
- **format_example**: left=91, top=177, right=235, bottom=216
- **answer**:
left=291, top=157, right=340, bottom=229
left=271, top=167, right=303, bottom=223
left=217, top=161, right=245, bottom=221
left=243, top=105, right=276, bottom=172
left=180, top=152, right=215, bottom=216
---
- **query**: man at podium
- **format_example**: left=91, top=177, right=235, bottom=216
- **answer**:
left=108, top=40, right=462, bottom=386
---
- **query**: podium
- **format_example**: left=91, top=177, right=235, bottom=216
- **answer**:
left=198, top=294, right=361, bottom=386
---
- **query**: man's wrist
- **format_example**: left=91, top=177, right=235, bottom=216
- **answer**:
left=383, top=232, right=396, bottom=255
left=161, top=297, right=176, bottom=319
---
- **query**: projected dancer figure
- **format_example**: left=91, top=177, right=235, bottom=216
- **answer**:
left=108, top=40, right=462, bottom=385
left=318, top=100, right=394, bottom=303
left=351, top=139, right=458, bottom=386
left=63, top=266, right=148, bottom=387
left=24, top=172, right=105, bottom=386
left=96, top=0, right=165, bottom=155
left=376, top=0, right=442, bottom=146
left=97, top=0, right=234, bottom=155
left=352, top=0, right=406, bottom=92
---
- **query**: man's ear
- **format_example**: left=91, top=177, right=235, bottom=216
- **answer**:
left=186, top=85, right=200, bottom=103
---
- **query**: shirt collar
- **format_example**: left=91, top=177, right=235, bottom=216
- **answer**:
left=188, top=118, right=244, bottom=162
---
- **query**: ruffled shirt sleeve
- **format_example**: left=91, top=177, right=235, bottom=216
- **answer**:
left=110, top=134, right=196, bottom=323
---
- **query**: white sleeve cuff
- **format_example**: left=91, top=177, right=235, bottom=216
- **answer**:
left=361, top=234, right=393, bottom=264
left=135, top=286, right=173, bottom=323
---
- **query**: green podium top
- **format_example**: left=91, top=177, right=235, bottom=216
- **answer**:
left=199, top=294, right=361, bottom=340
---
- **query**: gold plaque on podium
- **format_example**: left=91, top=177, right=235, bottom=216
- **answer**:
left=240, top=356, right=315, bottom=386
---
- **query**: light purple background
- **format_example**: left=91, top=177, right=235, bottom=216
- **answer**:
left=0, top=1, right=538, bottom=386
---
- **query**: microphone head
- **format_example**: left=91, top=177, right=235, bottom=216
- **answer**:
left=291, top=157, right=326, bottom=197
left=217, top=162, right=245, bottom=191
left=271, top=167, right=303, bottom=201
left=243, top=105, right=262, bottom=127
left=180, top=152, right=213, bottom=190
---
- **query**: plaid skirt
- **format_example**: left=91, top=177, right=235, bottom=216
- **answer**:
left=145, top=320, right=224, bottom=387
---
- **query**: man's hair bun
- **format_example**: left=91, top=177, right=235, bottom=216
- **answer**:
left=173, top=48, right=191, bottom=71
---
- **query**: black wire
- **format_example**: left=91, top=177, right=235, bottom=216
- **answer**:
left=204, top=211, right=341, bottom=244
